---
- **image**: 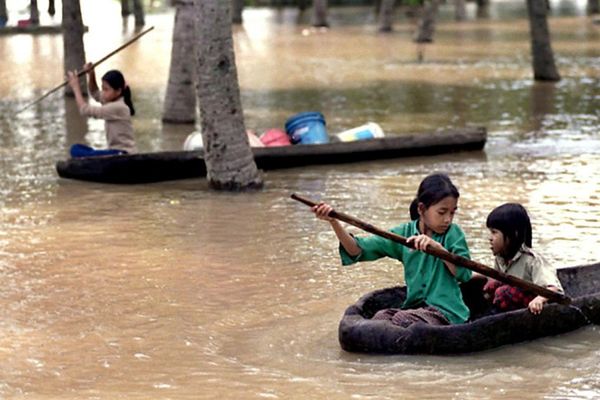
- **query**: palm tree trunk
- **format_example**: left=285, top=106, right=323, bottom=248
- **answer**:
left=0, top=0, right=7, bottom=26
left=132, top=0, right=145, bottom=26
left=526, top=0, right=560, bottom=81
left=48, top=0, right=55, bottom=17
left=232, top=0, right=244, bottom=24
left=194, top=0, right=262, bottom=190
left=454, top=0, right=466, bottom=21
left=378, top=0, right=396, bottom=32
left=163, top=0, right=196, bottom=124
left=476, top=0, right=489, bottom=19
left=414, top=0, right=439, bottom=43
left=313, top=0, right=329, bottom=27
left=120, top=0, right=130, bottom=17
left=30, top=0, right=40, bottom=25
left=298, top=0, right=309, bottom=11
left=62, top=0, right=87, bottom=97
left=530, top=81, right=555, bottom=131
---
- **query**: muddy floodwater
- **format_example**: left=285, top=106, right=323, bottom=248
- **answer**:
left=0, top=1, right=599, bottom=399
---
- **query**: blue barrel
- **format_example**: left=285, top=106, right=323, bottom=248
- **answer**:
left=284, top=112, right=329, bottom=144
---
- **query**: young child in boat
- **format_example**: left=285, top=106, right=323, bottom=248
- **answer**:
left=312, top=173, right=473, bottom=327
left=483, top=203, right=563, bottom=315
left=67, top=63, right=137, bottom=157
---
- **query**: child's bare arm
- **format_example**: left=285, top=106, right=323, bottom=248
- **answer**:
left=312, top=203, right=361, bottom=256
left=528, top=286, right=560, bottom=314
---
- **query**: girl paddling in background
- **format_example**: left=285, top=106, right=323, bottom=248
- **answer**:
left=312, top=173, right=473, bottom=327
left=67, top=63, right=137, bottom=157
left=483, top=203, right=563, bottom=315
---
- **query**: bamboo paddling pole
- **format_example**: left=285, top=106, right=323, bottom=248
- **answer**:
left=16, top=26, right=155, bottom=114
left=291, top=193, right=571, bottom=305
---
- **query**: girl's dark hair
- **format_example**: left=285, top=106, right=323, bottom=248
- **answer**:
left=486, top=203, right=532, bottom=259
left=102, top=70, right=135, bottom=116
left=409, top=173, right=460, bottom=220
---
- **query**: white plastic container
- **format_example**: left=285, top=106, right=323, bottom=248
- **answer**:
left=335, top=122, right=384, bottom=142
left=183, top=131, right=204, bottom=150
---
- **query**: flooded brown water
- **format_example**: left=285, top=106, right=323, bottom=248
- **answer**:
left=1, top=1, right=599, bottom=399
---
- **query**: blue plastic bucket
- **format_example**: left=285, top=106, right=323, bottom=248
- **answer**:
left=284, top=112, right=329, bottom=144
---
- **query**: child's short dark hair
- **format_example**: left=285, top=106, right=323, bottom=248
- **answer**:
left=409, top=173, right=460, bottom=220
left=486, top=203, right=532, bottom=259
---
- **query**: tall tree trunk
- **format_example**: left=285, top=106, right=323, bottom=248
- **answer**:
left=476, top=0, right=489, bottom=19
left=64, top=97, right=89, bottom=144
left=62, top=0, right=87, bottom=97
left=414, top=0, right=439, bottom=43
left=378, top=0, right=396, bottom=32
left=526, top=0, right=560, bottom=81
left=30, top=0, right=40, bottom=25
left=298, top=0, right=309, bottom=11
left=374, top=0, right=383, bottom=15
left=132, top=0, right=145, bottom=26
left=530, top=81, right=555, bottom=132
left=121, top=0, right=130, bottom=17
left=454, top=0, right=466, bottom=21
left=163, top=0, right=196, bottom=124
left=588, top=0, right=600, bottom=15
left=194, top=0, right=263, bottom=190
left=313, top=0, right=329, bottom=27
left=48, top=0, right=55, bottom=16
left=0, top=0, right=7, bottom=26
left=231, top=0, right=244, bottom=24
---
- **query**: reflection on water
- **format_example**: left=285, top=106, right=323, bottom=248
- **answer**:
left=1, top=1, right=599, bottom=399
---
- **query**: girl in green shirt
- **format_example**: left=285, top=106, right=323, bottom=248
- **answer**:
left=312, top=173, right=472, bottom=326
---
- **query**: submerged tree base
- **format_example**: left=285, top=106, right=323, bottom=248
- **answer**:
left=208, top=176, right=264, bottom=191
left=533, top=73, right=561, bottom=82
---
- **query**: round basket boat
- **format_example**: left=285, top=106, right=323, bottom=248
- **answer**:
left=338, top=263, right=600, bottom=355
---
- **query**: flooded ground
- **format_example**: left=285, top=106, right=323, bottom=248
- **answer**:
left=0, top=1, right=599, bottom=399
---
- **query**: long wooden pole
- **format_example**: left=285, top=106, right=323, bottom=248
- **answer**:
left=16, top=26, right=155, bottom=114
left=291, top=193, right=571, bottom=305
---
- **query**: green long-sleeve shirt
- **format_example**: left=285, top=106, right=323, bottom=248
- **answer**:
left=340, top=220, right=472, bottom=324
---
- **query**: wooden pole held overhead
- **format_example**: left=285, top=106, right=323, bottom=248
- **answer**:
left=16, top=26, right=154, bottom=114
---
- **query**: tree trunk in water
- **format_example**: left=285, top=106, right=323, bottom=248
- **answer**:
left=132, top=0, right=145, bottom=26
left=530, top=81, right=555, bottom=132
left=454, top=0, right=466, bottom=21
left=313, top=0, right=329, bottom=27
left=588, top=0, right=600, bottom=14
left=62, top=0, right=87, bottom=97
left=64, top=97, right=89, bottom=145
left=298, top=0, right=309, bottom=11
left=30, top=0, right=39, bottom=25
left=414, top=0, right=439, bottom=43
left=194, top=0, right=263, bottom=190
left=476, top=0, right=489, bottom=19
left=163, top=0, right=196, bottom=124
left=48, top=0, right=55, bottom=16
left=0, top=0, right=7, bottom=25
left=231, top=0, right=244, bottom=24
left=378, top=0, right=396, bottom=32
left=526, top=0, right=560, bottom=81
left=120, top=0, right=130, bottom=17
left=374, top=0, right=382, bottom=15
